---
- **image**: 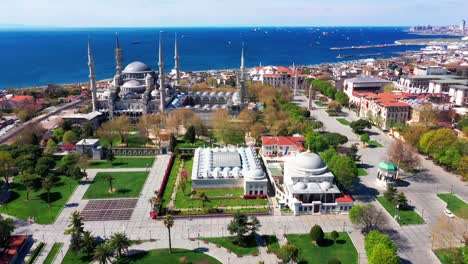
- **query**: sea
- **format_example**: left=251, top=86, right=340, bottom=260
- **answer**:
left=0, top=27, right=457, bottom=89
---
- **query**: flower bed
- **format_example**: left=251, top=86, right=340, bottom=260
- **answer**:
left=158, top=154, right=175, bottom=199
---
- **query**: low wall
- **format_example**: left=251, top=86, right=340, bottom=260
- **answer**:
left=111, top=148, right=160, bottom=156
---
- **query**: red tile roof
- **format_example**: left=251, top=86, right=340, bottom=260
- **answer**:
left=262, top=136, right=306, bottom=147
left=336, top=193, right=353, bottom=203
left=8, top=95, right=33, bottom=103
left=0, top=235, right=27, bottom=264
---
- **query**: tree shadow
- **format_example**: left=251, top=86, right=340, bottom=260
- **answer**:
left=396, top=180, right=410, bottom=187
left=381, top=228, right=412, bottom=252
left=4, top=191, right=20, bottom=203
left=402, top=171, right=439, bottom=184
left=358, top=163, right=374, bottom=169
left=348, top=177, right=379, bottom=202
left=317, top=239, right=334, bottom=247
left=365, top=130, right=380, bottom=136
left=110, top=162, right=127, bottom=167
left=38, top=192, right=63, bottom=203
left=116, top=188, right=130, bottom=195
left=298, top=260, right=309, bottom=264
left=335, top=239, right=345, bottom=244
left=194, top=247, right=209, bottom=253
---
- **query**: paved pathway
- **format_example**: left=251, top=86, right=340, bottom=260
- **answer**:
left=300, top=95, right=468, bottom=264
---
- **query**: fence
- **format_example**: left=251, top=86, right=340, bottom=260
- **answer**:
left=111, top=148, right=160, bottom=156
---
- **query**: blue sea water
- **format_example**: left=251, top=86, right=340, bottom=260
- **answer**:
left=0, top=27, right=456, bottom=89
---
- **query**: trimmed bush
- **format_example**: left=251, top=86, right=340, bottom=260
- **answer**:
left=309, top=225, right=324, bottom=244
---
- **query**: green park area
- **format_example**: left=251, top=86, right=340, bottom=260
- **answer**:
left=203, top=236, right=259, bottom=256
left=63, top=248, right=221, bottom=264
left=83, top=171, right=149, bottom=199
left=87, top=157, right=155, bottom=169
left=437, top=193, right=468, bottom=219
left=336, top=118, right=350, bottom=126
left=0, top=176, right=78, bottom=224
left=287, top=232, right=358, bottom=264
left=263, top=235, right=281, bottom=253
left=377, top=197, right=425, bottom=225
left=434, top=246, right=468, bottom=264
left=43, top=243, right=63, bottom=264
left=163, top=156, right=268, bottom=215
left=100, top=133, right=154, bottom=148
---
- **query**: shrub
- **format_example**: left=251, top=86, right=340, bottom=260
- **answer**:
left=309, top=225, right=324, bottom=244
left=331, top=230, right=339, bottom=243
left=364, top=230, right=397, bottom=257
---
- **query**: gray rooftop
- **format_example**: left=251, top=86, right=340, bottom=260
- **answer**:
left=213, top=152, right=241, bottom=168
left=345, top=77, right=391, bottom=84
left=76, top=138, right=100, bottom=146
left=450, top=85, right=468, bottom=90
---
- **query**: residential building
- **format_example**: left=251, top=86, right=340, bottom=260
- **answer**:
left=343, top=77, right=392, bottom=104
left=249, top=66, right=308, bottom=88
left=413, top=66, right=447, bottom=76
left=261, top=136, right=306, bottom=160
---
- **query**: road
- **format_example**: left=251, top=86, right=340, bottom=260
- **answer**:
left=295, top=95, right=467, bottom=263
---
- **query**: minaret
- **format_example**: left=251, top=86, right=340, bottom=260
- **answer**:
left=174, top=32, right=180, bottom=86
left=87, top=37, right=98, bottom=112
left=239, top=42, right=246, bottom=105
left=293, top=62, right=298, bottom=96
left=115, top=32, right=123, bottom=75
left=158, top=32, right=165, bottom=113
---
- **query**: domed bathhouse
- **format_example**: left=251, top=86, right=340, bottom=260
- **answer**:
left=260, top=136, right=353, bottom=216
left=191, top=146, right=269, bottom=195
left=376, top=161, right=398, bottom=187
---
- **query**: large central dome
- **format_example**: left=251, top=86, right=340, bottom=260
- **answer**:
left=286, top=151, right=327, bottom=175
left=123, top=61, right=152, bottom=73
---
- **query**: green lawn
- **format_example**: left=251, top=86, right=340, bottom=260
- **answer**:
left=166, top=157, right=268, bottom=212
left=197, top=188, right=244, bottom=197
left=434, top=246, right=467, bottom=264
left=83, top=171, right=149, bottom=199
left=203, top=236, right=259, bottom=256
left=87, top=157, right=155, bottom=169
left=43, top=243, right=63, bottom=264
left=357, top=167, right=368, bottom=176
left=368, top=140, right=384, bottom=148
left=287, top=232, right=358, bottom=264
left=177, top=139, right=209, bottom=148
left=117, top=248, right=221, bottom=264
left=61, top=250, right=92, bottom=264
left=100, top=133, right=154, bottom=148
left=437, top=193, right=468, bottom=219
left=336, top=118, right=351, bottom=126
left=0, top=176, right=78, bottom=224
left=263, top=235, right=280, bottom=253
left=377, top=197, right=425, bottom=225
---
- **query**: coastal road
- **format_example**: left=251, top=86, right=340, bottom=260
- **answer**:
left=294, top=95, right=467, bottom=264
left=0, top=99, right=84, bottom=144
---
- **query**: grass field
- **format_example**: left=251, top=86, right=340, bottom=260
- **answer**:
left=368, top=140, right=384, bottom=148
left=197, top=188, right=244, bottom=197
left=437, top=193, right=468, bottom=219
left=203, top=236, right=259, bottom=256
left=377, top=197, right=425, bottom=225
left=83, top=171, right=149, bottom=199
left=61, top=250, right=92, bottom=264
left=263, top=235, right=280, bottom=253
left=100, top=133, right=154, bottom=148
left=87, top=157, right=155, bottom=169
left=287, top=232, right=358, bottom=264
left=336, top=118, right=351, bottom=126
left=0, top=176, right=78, bottom=224
left=434, top=246, right=467, bottom=264
left=117, top=248, right=222, bottom=264
left=43, top=243, right=63, bottom=264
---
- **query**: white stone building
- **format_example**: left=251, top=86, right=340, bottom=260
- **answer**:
left=191, top=146, right=268, bottom=195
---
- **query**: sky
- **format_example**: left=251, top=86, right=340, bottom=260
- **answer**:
left=0, top=0, right=467, bottom=28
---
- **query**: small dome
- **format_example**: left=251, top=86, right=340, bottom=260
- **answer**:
left=246, top=169, right=265, bottom=180
left=293, top=182, right=307, bottom=191
left=379, top=161, right=397, bottom=171
left=123, top=61, right=152, bottom=73
left=320, top=181, right=331, bottom=191
left=122, top=80, right=143, bottom=88
left=287, top=151, right=327, bottom=173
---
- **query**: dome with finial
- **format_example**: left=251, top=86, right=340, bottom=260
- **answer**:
left=123, top=61, right=152, bottom=73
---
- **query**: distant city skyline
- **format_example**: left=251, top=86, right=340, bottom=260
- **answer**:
left=0, top=0, right=467, bottom=28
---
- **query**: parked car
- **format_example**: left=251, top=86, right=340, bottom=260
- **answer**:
left=444, top=209, right=455, bottom=218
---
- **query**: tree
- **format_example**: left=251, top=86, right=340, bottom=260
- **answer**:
left=327, top=101, right=342, bottom=115
left=350, top=119, right=372, bottom=134
left=401, top=126, right=429, bottom=147
left=198, top=192, right=209, bottom=208
left=364, top=230, right=397, bottom=257
left=418, top=103, right=439, bottom=127
left=97, top=121, right=119, bottom=148
left=335, top=91, right=349, bottom=107
left=419, top=128, right=457, bottom=159
left=309, top=225, right=324, bottom=244
left=15, top=154, right=35, bottom=174
left=0, top=215, right=15, bottom=248
left=329, top=156, right=358, bottom=188
left=81, top=231, right=97, bottom=257
left=457, top=156, right=468, bottom=181
left=62, top=130, right=77, bottom=144
left=0, top=151, right=14, bottom=186
left=42, top=177, right=54, bottom=205
left=184, top=126, right=196, bottom=143
left=36, top=156, right=56, bottom=176
left=383, top=84, right=397, bottom=93
left=179, top=178, right=187, bottom=195
left=227, top=213, right=261, bottom=245
left=330, top=230, right=339, bottom=244
left=277, top=244, right=299, bottom=264
left=169, top=133, right=177, bottom=152
left=395, top=192, right=408, bottom=209
left=360, top=133, right=370, bottom=146
left=347, top=144, right=361, bottom=163
left=69, top=166, right=86, bottom=181
left=44, top=139, right=58, bottom=154
left=349, top=204, right=387, bottom=233
left=53, top=127, right=65, bottom=142
left=83, top=121, right=94, bottom=138
left=93, top=243, right=114, bottom=264
left=384, top=185, right=397, bottom=203
left=322, top=133, right=348, bottom=148
left=388, top=140, right=420, bottom=172
left=109, top=232, right=130, bottom=258
left=18, top=173, right=40, bottom=200
left=65, top=211, right=84, bottom=252
left=163, top=214, right=175, bottom=254
left=105, top=175, right=116, bottom=192
left=114, top=116, right=132, bottom=146
left=368, top=244, right=399, bottom=264
left=438, top=145, right=462, bottom=169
